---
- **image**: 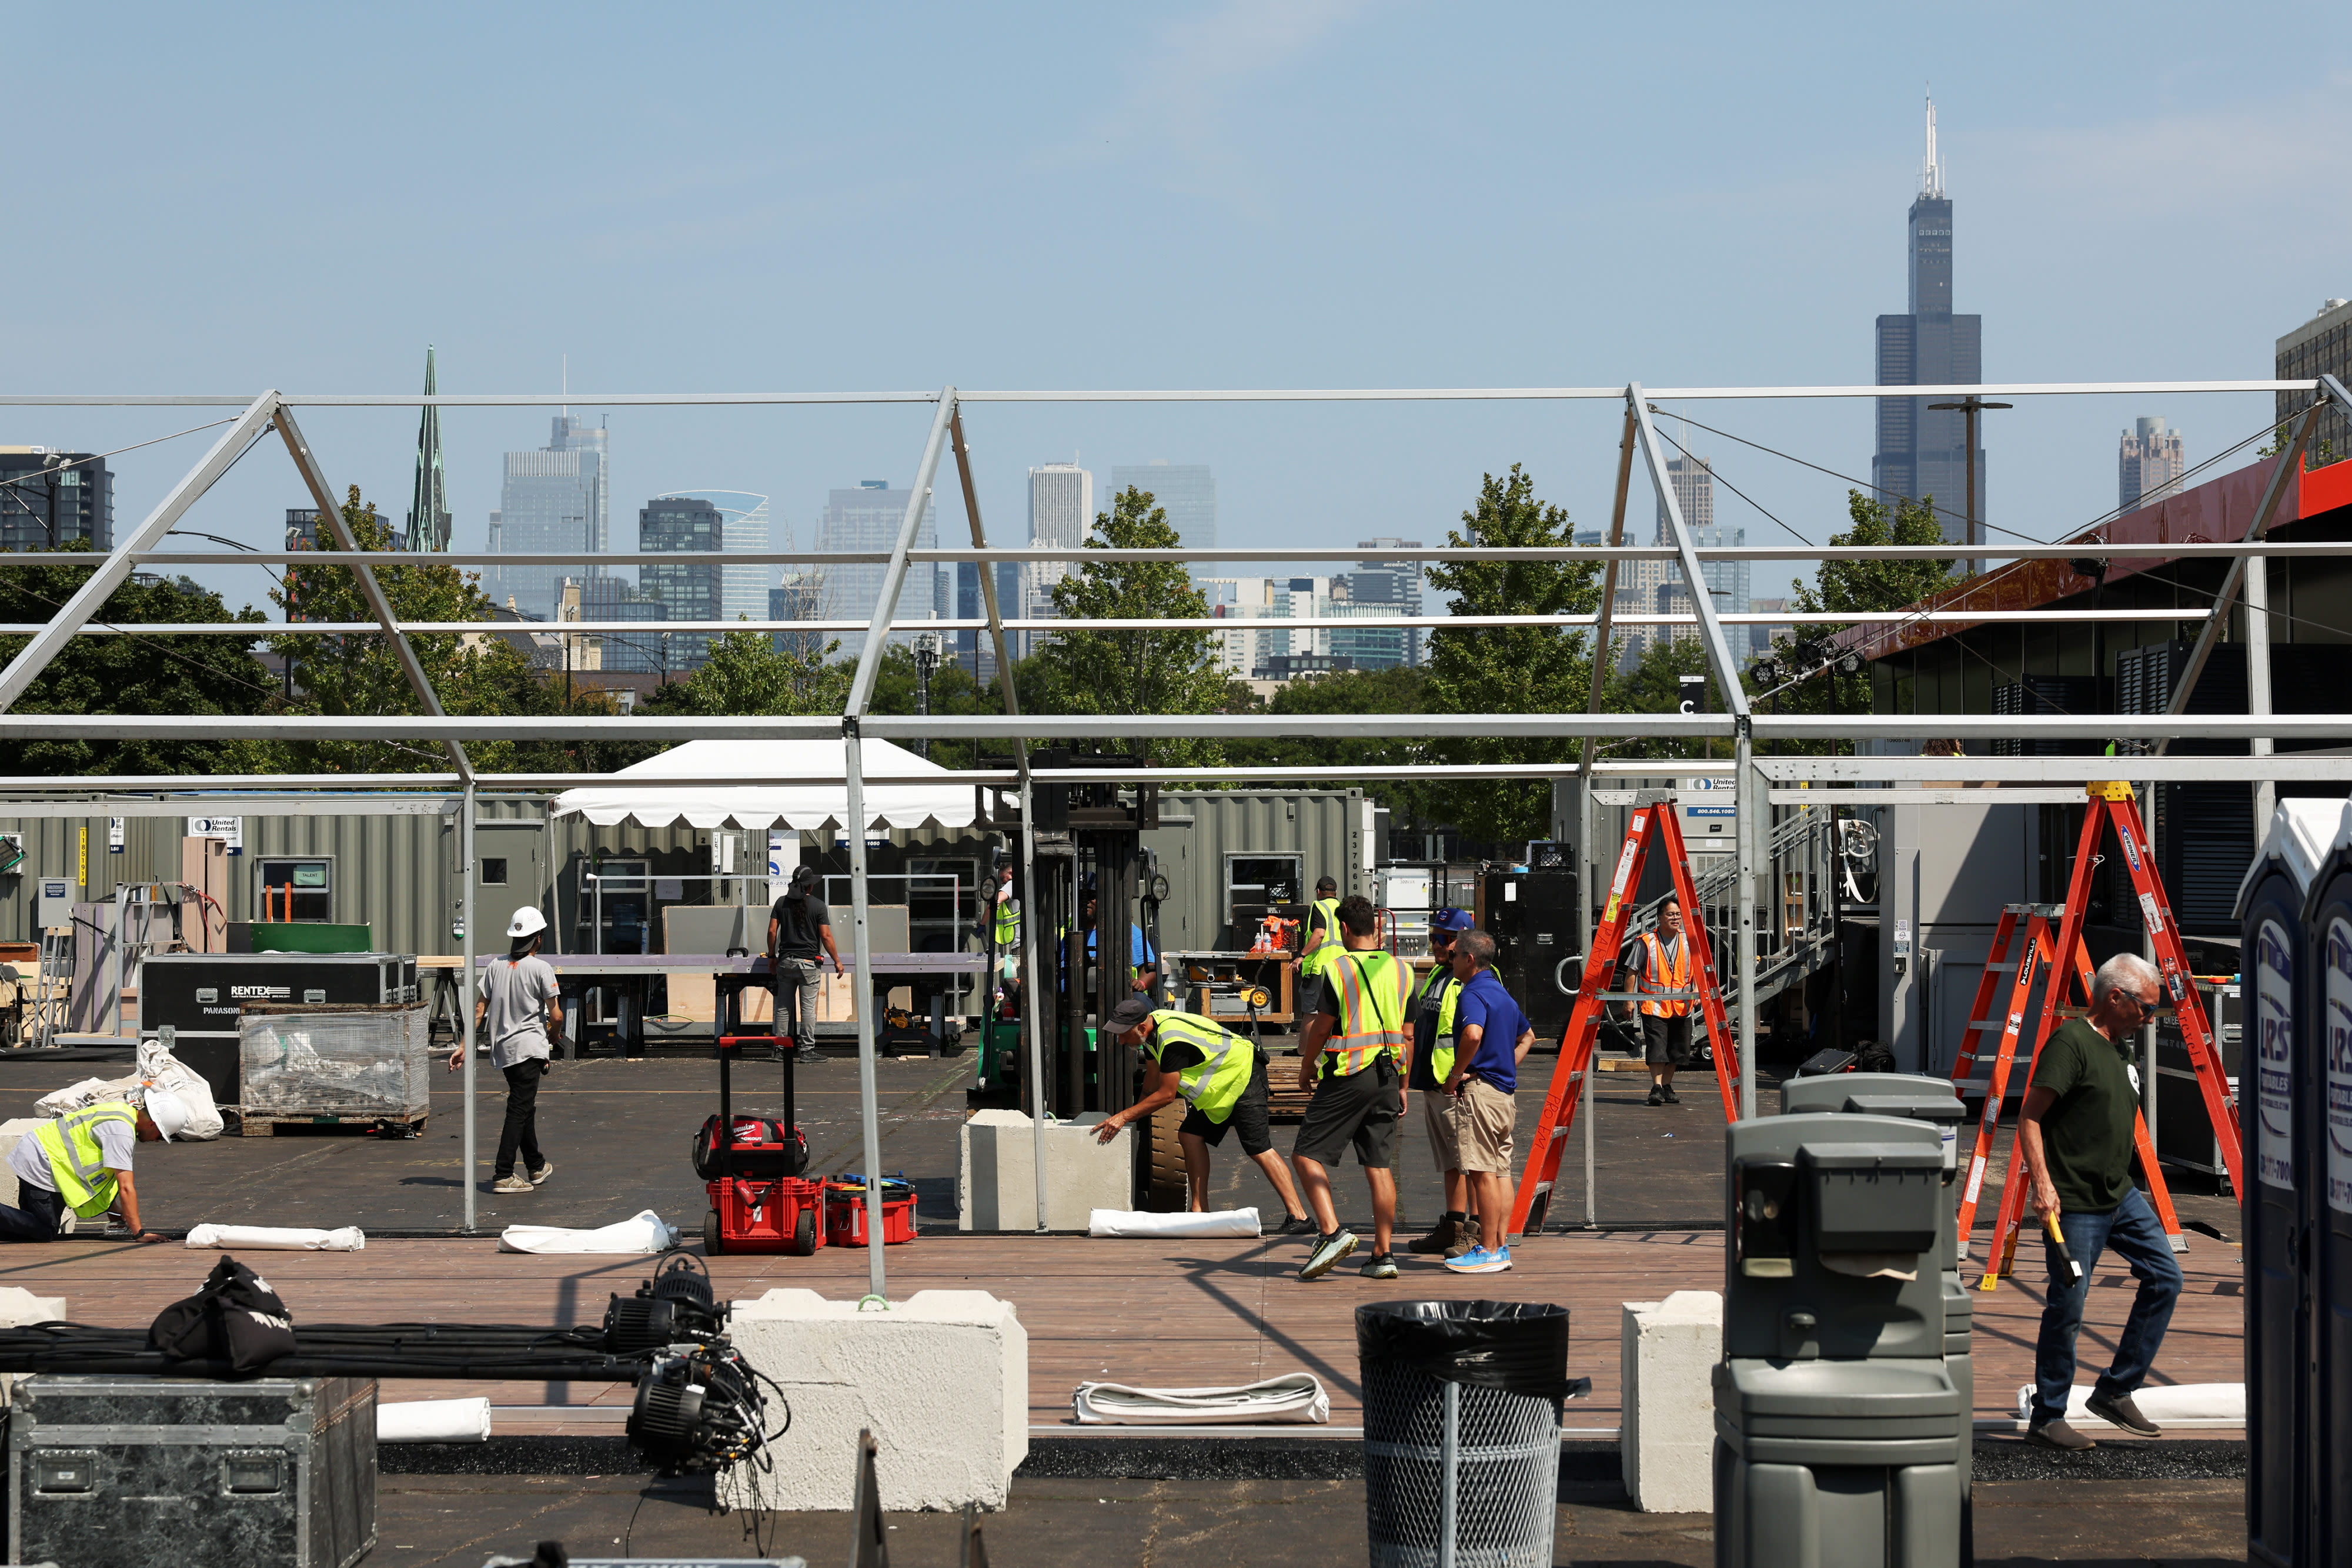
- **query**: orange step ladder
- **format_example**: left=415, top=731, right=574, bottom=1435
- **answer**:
left=1974, top=782, right=2239, bottom=1288
left=1508, top=790, right=1739, bottom=1240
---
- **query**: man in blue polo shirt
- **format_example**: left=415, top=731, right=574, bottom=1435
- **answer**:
left=1441, top=930, right=1536, bottom=1275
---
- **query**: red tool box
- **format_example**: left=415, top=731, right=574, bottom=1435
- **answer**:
left=824, top=1176, right=917, bottom=1248
left=699, top=1019, right=815, bottom=1255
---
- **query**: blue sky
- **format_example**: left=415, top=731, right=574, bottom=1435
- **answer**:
left=5, top=2, right=2346, bottom=617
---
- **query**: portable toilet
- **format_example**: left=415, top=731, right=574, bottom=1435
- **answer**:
left=2236, top=795, right=2346, bottom=1568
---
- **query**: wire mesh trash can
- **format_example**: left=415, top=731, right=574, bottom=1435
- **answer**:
left=1357, top=1300, right=1584, bottom=1568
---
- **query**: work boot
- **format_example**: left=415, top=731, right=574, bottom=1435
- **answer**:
left=1661, top=1085, right=1681, bottom=1104
left=1443, top=1216, right=1484, bottom=1261
left=1406, top=1214, right=1461, bottom=1255
left=1646, top=1085, right=1666, bottom=1106
left=2085, top=1390, right=2161, bottom=1436
left=2026, top=1418, right=2096, bottom=1451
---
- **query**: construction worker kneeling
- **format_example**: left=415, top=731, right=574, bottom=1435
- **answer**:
left=1095, top=999, right=1314, bottom=1233
left=0, top=1094, right=189, bottom=1243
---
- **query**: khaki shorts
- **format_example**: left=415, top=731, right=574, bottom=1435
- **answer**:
left=1448, top=1076, right=1516, bottom=1174
left=1421, top=1085, right=1461, bottom=1174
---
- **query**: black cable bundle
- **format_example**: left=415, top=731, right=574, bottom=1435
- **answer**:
left=602, top=1254, right=726, bottom=1355
left=625, top=1340, right=787, bottom=1476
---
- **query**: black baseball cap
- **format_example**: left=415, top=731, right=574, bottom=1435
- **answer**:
left=1105, top=998, right=1156, bottom=1035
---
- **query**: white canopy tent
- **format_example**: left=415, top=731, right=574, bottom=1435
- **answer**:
left=548, top=738, right=982, bottom=833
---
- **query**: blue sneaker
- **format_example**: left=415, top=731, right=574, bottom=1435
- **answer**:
left=1444, top=1243, right=1512, bottom=1275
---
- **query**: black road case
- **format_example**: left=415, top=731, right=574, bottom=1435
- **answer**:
left=8, top=1375, right=376, bottom=1568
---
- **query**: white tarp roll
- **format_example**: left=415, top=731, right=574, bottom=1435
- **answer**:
left=1087, top=1208, right=1262, bottom=1238
left=1073, top=1372, right=1331, bottom=1426
left=2014, top=1382, right=2247, bottom=1429
left=377, top=1397, right=493, bottom=1444
left=184, top=1223, right=365, bottom=1252
left=498, top=1209, right=679, bottom=1255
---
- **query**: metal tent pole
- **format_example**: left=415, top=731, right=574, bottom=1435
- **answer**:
left=461, top=781, right=477, bottom=1235
left=1020, top=773, right=1048, bottom=1231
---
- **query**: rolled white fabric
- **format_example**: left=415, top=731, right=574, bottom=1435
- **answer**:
left=377, top=1397, right=493, bottom=1443
left=1074, top=1372, right=1330, bottom=1425
left=498, top=1209, right=679, bottom=1255
left=184, top=1223, right=366, bottom=1252
left=2014, top=1382, right=2246, bottom=1427
left=1087, top=1208, right=1261, bottom=1238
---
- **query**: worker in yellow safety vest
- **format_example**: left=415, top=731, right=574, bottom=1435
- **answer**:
left=0, top=1095, right=189, bottom=1243
left=1289, top=894, right=1415, bottom=1282
left=1093, top=998, right=1315, bottom=1234
left=1401, top=907, right=1478, bottom=1258
left=990, top=864, right=1023, bottom=1013
left=1296, top=877, right=1343, bottom=1017
left=1615, top=901, right=1697, bottom=1106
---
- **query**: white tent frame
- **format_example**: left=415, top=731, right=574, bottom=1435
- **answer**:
left=3, top=374, right=2350, bottom=1293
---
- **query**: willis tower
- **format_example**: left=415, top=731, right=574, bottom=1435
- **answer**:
left=1873, top=96, right=1982, bottom=549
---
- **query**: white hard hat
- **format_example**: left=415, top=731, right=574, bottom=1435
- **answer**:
left=144, top=1092, right=190, bottom=1143
left=507, top=907, right=547, bottom=938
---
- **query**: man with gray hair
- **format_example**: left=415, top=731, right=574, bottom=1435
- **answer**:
left=2018, top=950, right=2180, bottom=1449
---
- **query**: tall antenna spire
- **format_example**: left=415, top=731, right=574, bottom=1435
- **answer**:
left=1920, top=89, right=1944, bottom=198
left=405, top=345, right=450, bottom=552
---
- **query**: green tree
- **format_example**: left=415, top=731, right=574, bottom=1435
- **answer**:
left=1770, top=489, right=1959, bottom=726
left=640, top=628, right=851, bottom=718
left=1601, top=634, right=1720, bottom=763
left=0, top=543, right=275, bottom=775
left=1030, top=485, right=1229, bottom=767
left=1223, top=665, right=1436, bottom=823
left=1419, top=465, right=1603, bottom=842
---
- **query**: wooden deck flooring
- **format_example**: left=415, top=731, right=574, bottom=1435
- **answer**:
left=0, top=1228, right=2246, bottom=1435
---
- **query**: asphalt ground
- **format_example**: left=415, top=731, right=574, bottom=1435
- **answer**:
left=377, top=1469, right=2249, bottom=1568
left=0, top=1042, right=2239, bottom=1242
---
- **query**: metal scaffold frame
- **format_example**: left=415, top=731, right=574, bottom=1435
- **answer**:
left=4, top=373, right=2351, bottom=1286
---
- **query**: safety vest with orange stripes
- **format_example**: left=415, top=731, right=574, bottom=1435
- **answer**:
left=1322, top=949, right=1414, bottom=1078
left=1637, top=932, right=1692, bottom=1018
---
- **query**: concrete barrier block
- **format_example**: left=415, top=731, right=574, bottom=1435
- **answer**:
left=0, top=1118, right=41, bottom=1209
left=719, top=1288, right=1027, bottom=1512
left=958, top=1109, right=1131, bottom=1231
left=1621, top=1288, right=1721, bottom=1513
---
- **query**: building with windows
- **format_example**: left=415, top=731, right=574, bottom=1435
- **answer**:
left=1109, top=461, right=1214, bottom=573
left=2119, top=417, right=2187, bottom=511
left=487, top=414, right=610, bottom=623
left=955, top=560, right=1023, bottom=677
left=582, top=574, right=671, bottom=675
left=1019, top=464, right=1093, bottom=657
left=638, top=495, right=725, bottom=669
left=814, top=481, right=941, bottom=660
left=0, top=449, right=112, bottom=551
left=2276, top=297, right=2352, bottom=464
left=1873, top=97, right=1984, bottom=548
left=654, top=490, right=774, bottom=626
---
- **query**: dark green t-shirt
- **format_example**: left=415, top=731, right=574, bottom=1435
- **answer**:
left=2029, top=1017, right=2139, bottom=1213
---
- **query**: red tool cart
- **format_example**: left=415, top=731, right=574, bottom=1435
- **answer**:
left=698, top=972, right=817, bottom=1255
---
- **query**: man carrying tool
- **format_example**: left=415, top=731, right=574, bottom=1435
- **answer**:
left=1091, top=997, right=1315, bottom=1234
left=1291, top=894, right=1416, bottom=1282
left=0, top=1094, right=189, bottom=1243
left=2019, top=952, right=2181, bottom=1450
left=1401, top=908, right=1476, bottom=1258
left=1297, top=875, right=1344, bottom=1017
left=1440, top=930, right=1536, bottom=1276
left=1615, top=901, right=1696, bottom=1106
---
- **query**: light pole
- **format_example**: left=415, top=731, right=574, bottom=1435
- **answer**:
left=1926, top=396, right=2012, bottom=577
left=911, top=631, right=942, bottom=760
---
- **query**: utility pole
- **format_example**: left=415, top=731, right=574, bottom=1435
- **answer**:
left=911, top=631, right=942, bottom=760
left=1926, top=396, right=2012, bottom=577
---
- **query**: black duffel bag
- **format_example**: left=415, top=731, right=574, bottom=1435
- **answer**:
left=148, top=1255, right=298, bottom=1373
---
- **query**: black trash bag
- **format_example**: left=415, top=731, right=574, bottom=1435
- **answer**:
left=148, top=1255, right=298, bottom=1372
left=1356, top=1300, right=1576, bottom=1399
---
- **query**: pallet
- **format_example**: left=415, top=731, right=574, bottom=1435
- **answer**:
left=231, top=1110, right=428, bottom=1138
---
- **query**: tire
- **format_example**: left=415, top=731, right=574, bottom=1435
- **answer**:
left=1143, top=1099, right=1188, bottom=1213
left=793, top=1208, right=817, bottom=1256
left=703, top=1209, right=724, bottom=1256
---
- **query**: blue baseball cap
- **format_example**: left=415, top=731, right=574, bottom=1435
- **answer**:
left=1430, top=907, right=1474, bottom=935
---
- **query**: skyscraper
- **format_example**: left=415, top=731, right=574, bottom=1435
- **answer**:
left=1657, top=453, right=1751, bottom=653
left=1338, top=539, right=1425, bottom=668
left=660, top=490, right=774, bottom=624
left=2276, top=297, right=2352, bottom=464
left=1110, top=462, right=1215, bottom=573
left=405, top=345, right=452, bottom=553
left=814, top=480, right=939, bottom=660
left=956, top=560, right=1023, bottom=677
left=2119, top=418, right=2186, bottom=511
left=639, top=496, right=725, bottom=670
left=1019, top=463, right=1094, bottom=657
left=487, top=414, right=610, bottom=622
left=0, top=448, right=112, bottom=551
left=1873, top=97, right=1983, bottom=548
